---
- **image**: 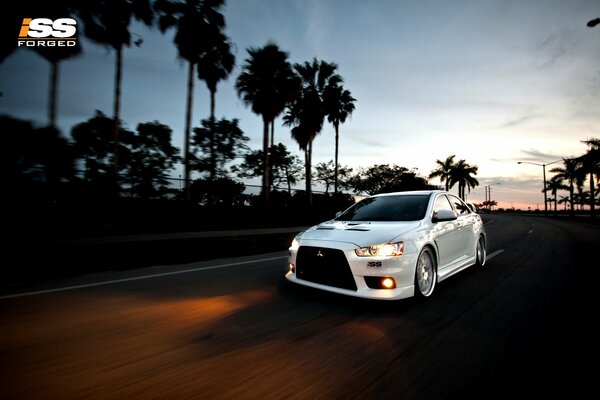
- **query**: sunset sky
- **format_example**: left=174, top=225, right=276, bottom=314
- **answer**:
left=1, top=0, right=599, bottom=209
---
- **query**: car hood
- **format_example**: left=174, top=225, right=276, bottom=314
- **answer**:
left=299, top=220, right=422, bottom=247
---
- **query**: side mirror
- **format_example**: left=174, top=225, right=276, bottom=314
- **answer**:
left=433, top=209, right=457, bottom=222
left=467, top=202, right=477, bottom=213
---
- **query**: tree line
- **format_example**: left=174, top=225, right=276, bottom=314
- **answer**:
left=541, top=139, right=600, bottom=217
left=2, top=0, right=359, bottom=207
left=2, top=1, right=515, bottom=213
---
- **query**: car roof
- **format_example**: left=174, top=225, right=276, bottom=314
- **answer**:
left=370, top=190, right=445, bottom=198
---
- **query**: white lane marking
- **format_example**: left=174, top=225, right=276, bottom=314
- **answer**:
left=487, top=249, right=504, bottom=260
left=527, top=229, right=534, bottom=234
left=0, top=255, right=288, bottom=300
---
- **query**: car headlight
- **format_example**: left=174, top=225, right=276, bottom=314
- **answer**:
left=355, top=241, right=404, bottom=257
left=290, top=235, right=301, bottom=251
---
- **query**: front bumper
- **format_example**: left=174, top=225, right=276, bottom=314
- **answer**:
left=286, top=239, right=417, bottom=300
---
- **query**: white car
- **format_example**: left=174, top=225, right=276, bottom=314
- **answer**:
left=286, top=190, right=486, bottom=300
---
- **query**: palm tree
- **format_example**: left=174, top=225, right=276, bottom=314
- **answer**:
left=155, top=0, right=228, bottom=199
left=449, top=159, right=479, bottom=201
left=558, top=195, right=570, bottom=211
left=324, top=84, right=356, bottom=193
left=579, top=139, right=600, bottom=217
left=197, top=30, right=234, bottom=119
left=544, top=175, right=567, bottom=213
left=429, top=155, right=456, bottom=191
left=550, top=158, right=579, bottom=216
left=77, top=0, right=153, bottom=177
left=284, top=58, right=342, bottom=206
left=236, top=42, right=297, bottom=205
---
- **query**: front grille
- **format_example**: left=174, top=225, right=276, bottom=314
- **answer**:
left=296, top=246, right=357, bottom=291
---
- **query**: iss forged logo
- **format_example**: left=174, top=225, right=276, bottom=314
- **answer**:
left=17, top=18, right=78, bottom=47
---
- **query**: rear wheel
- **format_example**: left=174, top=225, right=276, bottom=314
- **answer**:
left=415, top=247, right=437, bottom=298
left=475, top=235, right=486, bottom=267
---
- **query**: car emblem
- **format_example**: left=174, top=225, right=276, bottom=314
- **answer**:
left=316, top=250, right=324, bottom=257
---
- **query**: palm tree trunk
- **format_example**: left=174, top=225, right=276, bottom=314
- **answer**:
left=334, top=123, right=339, bottom=193
left=306, top=139, right=313, bottom=207
left=49, top=60, right=58, bottom=128
left=270, top=120, right=275, bottom=148
left=113, top=45, right=123, bottom=179
left=184, top=62, right=194, bottom=200
left=262, top=116, right=270, bottom=206
left=210, top=89, right=215, bottom=120
left=591, top=171, right=596, bottom=218
left=569, top=182, right=575, bottom=216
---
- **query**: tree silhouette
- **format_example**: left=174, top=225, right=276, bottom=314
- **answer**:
left=284, top=58, right=342, bottom=206
left=233, top=143, right=304, bottom=194
left=323, top=83, right=355, bottom=193
left=550, top=158, right=579, bottom=216
left=347, top=164, right=433, bottom=195
left=428, top=155, right=456, bottom=191
left=192, top=117, right=249, bottom=181
left=236, top=42, right=298, bottom=205
left=127, top=121, right=180, bottom=199
left=76, top=0, right=153, bottom=178
left=544, top=175, right=567, bottom=213
left=71, top=110, right=133, bottom=194
left=314, top=160, right=353, bottom=194
left=190, top=177, right=245, bottom=206
left=578, top=138, right=600, bottom=217
left=1, top=116, right=75, bottom=200
left=449, top=159, right=479, bottom=200
left=196, top=30, right=234, bottom=119
left=154, top=0, right=228, bottom=199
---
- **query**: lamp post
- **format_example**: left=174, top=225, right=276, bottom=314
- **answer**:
left=484, top=183, right=501, bottom=211
left=517, top=160, right=562, bottom=216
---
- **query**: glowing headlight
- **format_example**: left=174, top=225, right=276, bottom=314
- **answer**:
left=355, top=241, right=404, bottom=257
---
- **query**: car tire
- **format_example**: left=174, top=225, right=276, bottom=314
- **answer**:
left=414, top=247, right=437, bottom=298
left=475, top=235, right=486, bottom=267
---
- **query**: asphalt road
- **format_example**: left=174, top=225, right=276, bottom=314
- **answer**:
left=1, top=215, right=597, bottom=399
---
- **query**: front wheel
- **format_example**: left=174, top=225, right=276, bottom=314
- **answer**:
left=475, top=235, right=486, bottom=267
left=415, top=247, right=437, bottom=298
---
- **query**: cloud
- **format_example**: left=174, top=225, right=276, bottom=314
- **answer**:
left=533, top=29, right=578, bottom=69
left=498, top=114, right=538, bottom=129
left=519, top=148, right=568, bottom=163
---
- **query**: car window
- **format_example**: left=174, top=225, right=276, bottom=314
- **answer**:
left=433, top=195, right=453, bottom=214
left=336, top=194, right=431, bottom=222
left=448, top=195, right=471, bottom=216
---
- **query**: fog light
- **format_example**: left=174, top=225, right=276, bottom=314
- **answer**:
left=382, top=277, right=396, bottom=289
left=365, top=276, right=397, bottom=289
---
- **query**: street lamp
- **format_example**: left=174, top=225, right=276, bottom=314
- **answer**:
left=517, top=159, right=562, bottom=216
left=484, top=183, right=501, bottom=211
left=587, top=18, right=600, bottom=28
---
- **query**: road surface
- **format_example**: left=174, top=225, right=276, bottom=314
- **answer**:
left=0, top=215, right=597, bottom=399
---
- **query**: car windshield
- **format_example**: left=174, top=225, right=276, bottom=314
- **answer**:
left=336, top=194, right=431, bottom=222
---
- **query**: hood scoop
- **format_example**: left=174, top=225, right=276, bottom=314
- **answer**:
left=316, top=223, right=371, bottom=232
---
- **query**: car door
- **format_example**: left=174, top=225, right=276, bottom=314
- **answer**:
left=448, top=195, right=476, bottom=258
left=431, top=194, right=463, bottom=269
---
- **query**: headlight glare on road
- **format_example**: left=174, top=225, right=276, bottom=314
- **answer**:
left=355, top=241, right=404, bottom=257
